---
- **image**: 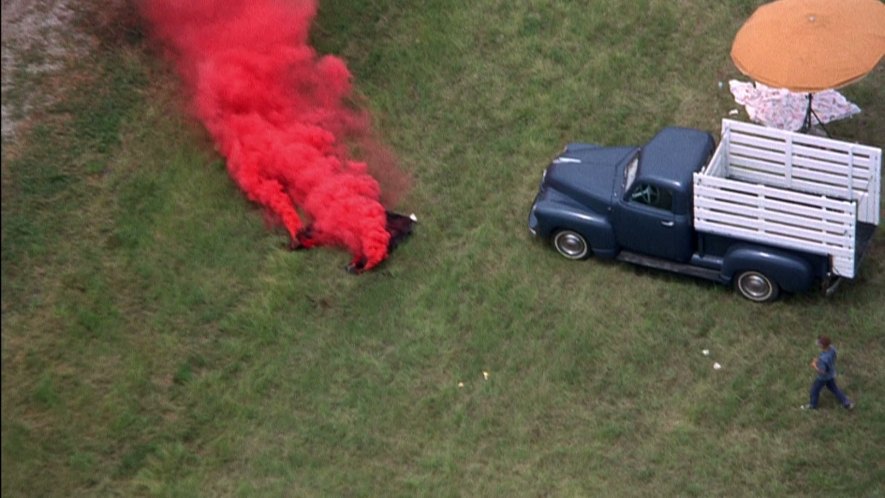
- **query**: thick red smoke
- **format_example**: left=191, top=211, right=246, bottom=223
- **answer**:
left=141, top=0, right=406, bottom=270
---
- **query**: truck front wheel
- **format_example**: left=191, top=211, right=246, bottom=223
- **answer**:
left=553, top=230, right=590, bottom=260
left=735, top=271, right=780, bottom=303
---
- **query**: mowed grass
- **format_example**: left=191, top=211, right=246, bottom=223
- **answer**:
left=2, top=0, right=884, bottom=496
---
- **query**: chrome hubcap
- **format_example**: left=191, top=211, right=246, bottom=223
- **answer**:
left=555, top=232, right=587, bottom=259
left=740, top=273, right=772, bottom=300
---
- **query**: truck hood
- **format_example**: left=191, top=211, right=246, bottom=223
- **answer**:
left=544, top=144, right=638, bottom=211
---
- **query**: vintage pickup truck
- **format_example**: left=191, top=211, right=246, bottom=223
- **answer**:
left=528, top=119, right=881, bottom=302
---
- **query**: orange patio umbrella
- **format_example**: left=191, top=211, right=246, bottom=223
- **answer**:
left=731, top=0, right=885, bottom=92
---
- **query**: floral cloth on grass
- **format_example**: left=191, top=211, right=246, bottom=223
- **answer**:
left=729, top=80, right=861, bottom=131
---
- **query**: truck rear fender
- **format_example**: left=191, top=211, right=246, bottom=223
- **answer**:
left=534, top=203, right=617, bottom=258
left=722, top=244, right=815, bottom=294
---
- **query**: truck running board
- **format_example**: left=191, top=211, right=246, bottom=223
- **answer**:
left=616, top=251, right=721, bottom=281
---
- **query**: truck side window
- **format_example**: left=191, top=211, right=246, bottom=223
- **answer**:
left=630, top=183, right=674, bottom=212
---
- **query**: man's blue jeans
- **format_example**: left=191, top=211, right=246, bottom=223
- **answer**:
left=809, top=378, right=850, bottom=408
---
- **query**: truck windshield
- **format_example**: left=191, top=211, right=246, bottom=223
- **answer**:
left=624, top=155, right=639, bottom=192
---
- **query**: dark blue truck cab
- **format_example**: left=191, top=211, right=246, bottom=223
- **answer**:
left=529, top=121, right=881, bottom=302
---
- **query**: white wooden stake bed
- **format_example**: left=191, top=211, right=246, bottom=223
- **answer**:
left=694, top=119, right=881, bottom=278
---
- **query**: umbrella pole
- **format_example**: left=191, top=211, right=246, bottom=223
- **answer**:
left=801, top=93, right=814, bottom=132
left=800, top=93, right=831, bottom=137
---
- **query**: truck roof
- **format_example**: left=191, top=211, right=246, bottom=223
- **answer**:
left=639, top=127, right=714, bottom=193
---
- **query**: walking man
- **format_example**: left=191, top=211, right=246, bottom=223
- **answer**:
left=802, top=336, right=855, bottom=410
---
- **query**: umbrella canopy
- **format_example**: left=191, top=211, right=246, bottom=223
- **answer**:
left=731, top=0, right=885, bottom=92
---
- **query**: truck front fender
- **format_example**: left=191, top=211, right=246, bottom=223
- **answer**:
left=533, top=201, right=617, bottom=258
left=722, top=244, right=814, bottom=294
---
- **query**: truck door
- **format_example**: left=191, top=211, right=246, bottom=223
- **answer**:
left=613, top=182, right=693, bottom=262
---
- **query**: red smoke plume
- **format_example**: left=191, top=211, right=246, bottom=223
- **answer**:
left=141, top=0, right=405, bottom=270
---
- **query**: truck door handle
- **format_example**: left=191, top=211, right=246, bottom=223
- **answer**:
left=661, top=220, right=675, bottom=227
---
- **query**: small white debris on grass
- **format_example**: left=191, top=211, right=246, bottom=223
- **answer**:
left=729, top=109, right=740, bottom=116
left=482, top=371, right=489, bottom=380
left=702, top=349, right=710, bottom=356
left=713, top=362, right=722, bottom=370
left=458, top=382, right=464, bottom=388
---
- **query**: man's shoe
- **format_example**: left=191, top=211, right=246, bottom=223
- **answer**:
left=800, top=404, right=815, bottom=410
left=845, top=401, right=855, bottom=410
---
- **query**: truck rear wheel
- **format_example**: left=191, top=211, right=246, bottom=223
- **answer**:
left=735, top=271, right=780, bottom=303
left=553, top=230, right=590, bottom=260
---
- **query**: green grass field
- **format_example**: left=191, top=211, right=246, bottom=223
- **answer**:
left=3, top=0, right=884, bottom=495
